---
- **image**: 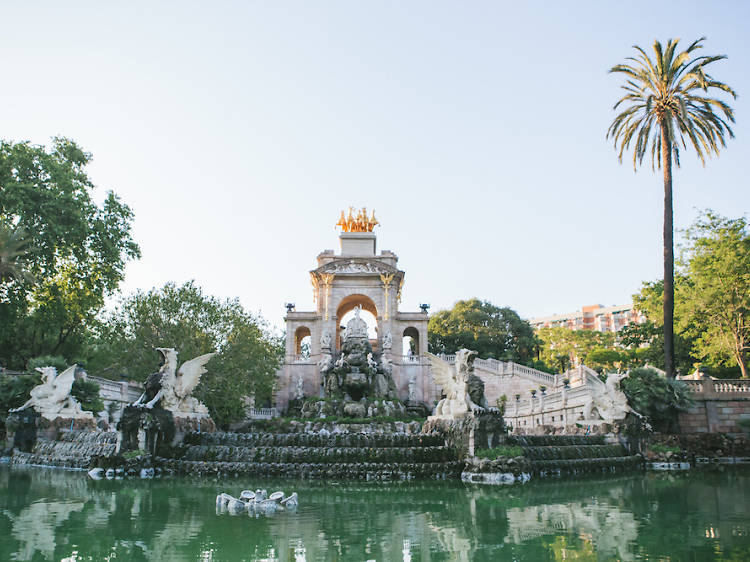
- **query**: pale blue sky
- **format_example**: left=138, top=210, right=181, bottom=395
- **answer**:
left=1, top=1, right=748, bottom=331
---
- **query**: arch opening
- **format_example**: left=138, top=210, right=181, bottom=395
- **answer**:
left=294, top=326, right=311, bottom=357
left=403, top=326, right=420, bottom=356
left=335, top=294, right=379, bottom=349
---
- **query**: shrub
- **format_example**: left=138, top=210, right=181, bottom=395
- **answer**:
left=620, top=368, right=693, bottom=432
left=475, top=445, right=524, bottom=459
left=27, top=355, right=68, bottom=373
left=71, top=379, right=104, bottom=415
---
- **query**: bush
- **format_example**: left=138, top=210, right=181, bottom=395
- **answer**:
left=620, top=368, right=693, bottom=432
left=27, top=355, right=67, bottom=373
left=475, top=445, right=524, bottom=459
left=71, top=379, right=104, bottom=415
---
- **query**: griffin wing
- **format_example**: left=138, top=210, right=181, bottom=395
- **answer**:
left=426, top=353, right=457, bottom=394
left=174, top=353, right=216, bottom=398
left=50, top=365, right=77, bottom=404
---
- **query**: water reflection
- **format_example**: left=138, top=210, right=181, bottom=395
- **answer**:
left=1, top=467, right=750, bottom=560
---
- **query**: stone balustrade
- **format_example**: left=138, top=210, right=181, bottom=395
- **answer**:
left=247, top=408, right=279, bottom=420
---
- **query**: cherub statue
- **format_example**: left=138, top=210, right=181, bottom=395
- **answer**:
left=132, top=348, right=216, bottom=414
left=10, top=366, right=91, bottom=420
left=427, top=349, right=488, bottom=419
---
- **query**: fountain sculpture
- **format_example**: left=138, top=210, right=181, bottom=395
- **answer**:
left=120, top=348, right=216, bottom=455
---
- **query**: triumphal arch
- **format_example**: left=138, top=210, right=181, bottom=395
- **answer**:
left=275, top=209, right=433, bottom=411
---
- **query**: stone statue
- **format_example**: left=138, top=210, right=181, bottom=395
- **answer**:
left=581, top=372, right=641, bottom=423
left=132, top=348, right=216, bottom=414
left=320, top=330, right=332, bottom=350
left=427, top=349, right=487, bottom=419
left=408, top=374, right=416, bottom=402
left=382, top=329, right=392, bottom=350
left=10, top=366, right=92, bottom=420
left=295, top=375, right=305, bottom=400
left=323, top=306, right=397, bottom=401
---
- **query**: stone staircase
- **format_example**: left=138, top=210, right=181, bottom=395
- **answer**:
left=11, top=430, right=118, bottom=469
left=159, top=424, right=463, bottom=480
left=507, top=435, right=642, bottom=476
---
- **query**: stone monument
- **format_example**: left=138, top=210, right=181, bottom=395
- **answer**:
left=277, top=208, right=431, bottom=413
left=119, top=348, right=216, bottom=455
left=6, top=365, right=95, bottom=450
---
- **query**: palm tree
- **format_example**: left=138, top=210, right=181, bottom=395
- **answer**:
left=607, top=37, right=736, bottom=378
left=0, top=223, right=33, bottom=283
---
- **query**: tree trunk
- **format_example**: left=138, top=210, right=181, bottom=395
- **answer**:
left=661, top=125, right=675, bottom=379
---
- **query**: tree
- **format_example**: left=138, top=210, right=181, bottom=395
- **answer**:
left=630, top=283, right=698, bottom=375
left=0, top=138, right=140, bottom=369
left=536, top=327, right=615, bottom=373
left=85, top=281, right=283, bottom=428
left=427, top=299, right=537, bottom=363
left=678, top=212, right=749, bottom=377
left=608, top=38, right=736, bottom=378
left=0, top=223, right=33, bottom=284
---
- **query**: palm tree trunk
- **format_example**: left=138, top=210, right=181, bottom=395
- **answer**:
left=661, top=124, right=675, bottom=379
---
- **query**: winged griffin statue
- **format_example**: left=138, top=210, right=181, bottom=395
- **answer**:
left=581, top=371, right=643, bottom=423
left=132, top=348, right=216, bottom=414
left=427, top=349, right=490, bottom=419
left=10, top=365, right=92, bottom=420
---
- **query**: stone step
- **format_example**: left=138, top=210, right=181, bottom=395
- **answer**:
left=181, top=444, right=457, bottom=464
left=158, top=458, right=465, bottom=480
left=507, top=435, right=607, bottom=446
left=522, top=444, right=628, bottom=461
left=529, top=455, right=642, bottom=474
left=185, top=431, right=445, bottom=449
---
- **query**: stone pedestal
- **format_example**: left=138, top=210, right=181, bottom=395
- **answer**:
left=118, top=405, right=175, bottom=456
left=423, top=411, right=505, bottom=459
left=5, top=411, right=40, bottom=452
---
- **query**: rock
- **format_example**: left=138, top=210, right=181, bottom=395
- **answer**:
left=105, top=468, right=115, bottom=479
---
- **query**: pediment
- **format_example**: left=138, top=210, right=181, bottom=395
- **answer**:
left=313, top=259, right=400, bottom=276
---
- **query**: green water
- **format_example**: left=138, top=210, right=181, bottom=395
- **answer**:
left=1, top=466, right=749, bottom=561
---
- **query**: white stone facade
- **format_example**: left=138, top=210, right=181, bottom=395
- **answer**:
left=275, top=232, right=431, bottom=411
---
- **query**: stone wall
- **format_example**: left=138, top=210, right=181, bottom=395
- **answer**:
left=678, top=379, right=750, bottom=434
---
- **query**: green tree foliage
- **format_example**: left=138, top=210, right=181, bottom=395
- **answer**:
left=86, top=281, right=283, bottom=428
left=631, top=212, right=749, bottom=378
left=608, top=37, right=736, bottom=378
left=619, top=367, right=693, bottom=432
left=536, top=327, right=615, bottom=373
left=71, top=379, right=104, bottom=415
left=0, top=138, right=140, bottom=369
left=26, top=355, right=69, bottom=374
left=0, top=223, right=33, bottom=284
left=678, top=212, right=749, bottom=377
left=427, top=299, right=537, bottom=363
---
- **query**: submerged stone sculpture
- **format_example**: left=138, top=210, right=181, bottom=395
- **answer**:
left=10, top=366, right=93, bottom=421
left=427, top=349, right=489, bottom=420
left=216, top=488, right=298, bottom=516
left=581, top=372, right=641, bottom=423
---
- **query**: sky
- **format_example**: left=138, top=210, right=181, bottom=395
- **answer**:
left=1, top=1, right=748, bottom=332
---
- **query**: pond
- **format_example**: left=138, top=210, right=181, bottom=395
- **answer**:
left=1, top=466, right=749, bottom=561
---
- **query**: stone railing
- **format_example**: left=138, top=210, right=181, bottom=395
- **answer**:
left=401, top=355, right=421, bottom=364
left=84, top=374, right=143, bottom=403
left=247, top=407, right=279, bottom=420
left=505, top=384, right=593, bottom=431
left=438, top=354, right=557, bottom=386
left=289, top=354, right=315, bottom=364
left=685, top=378, right=750, bottom=398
